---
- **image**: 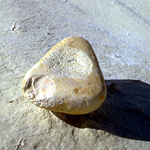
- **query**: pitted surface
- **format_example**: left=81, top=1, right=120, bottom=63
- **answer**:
left=44, top=48, right=93, bottom=79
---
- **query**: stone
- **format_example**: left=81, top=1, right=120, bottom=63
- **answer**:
left=22, top=36, right=106, bottom=114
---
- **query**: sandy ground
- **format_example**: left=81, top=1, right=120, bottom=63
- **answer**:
left=0, top=0, right=150, bottom=149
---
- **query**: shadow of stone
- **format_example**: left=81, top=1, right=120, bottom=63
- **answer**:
left=53, top=80, right=150, bottom=141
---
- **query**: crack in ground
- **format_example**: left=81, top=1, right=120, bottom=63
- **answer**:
left=12, top=23, right=16, bottom=31
left=15, top=139, right=24, bottom=150
left=21, top=16, right=36, bottom=23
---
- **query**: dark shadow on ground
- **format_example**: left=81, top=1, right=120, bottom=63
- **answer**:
left=53, top=80, right=150, bottom=141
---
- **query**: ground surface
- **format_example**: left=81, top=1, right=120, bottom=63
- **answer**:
left=0, top=0, right=150, bottom=149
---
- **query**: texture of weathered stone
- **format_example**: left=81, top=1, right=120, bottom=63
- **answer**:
left=22, top=36, right=106, bottom=114
left=0, top=0, right=150, bottom=149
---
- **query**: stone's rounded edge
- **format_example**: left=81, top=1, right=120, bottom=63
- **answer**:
left=22, top=70, right=33, bottom=100
left=45, top=90, right=107, bottom=115
left=41, top=36, right=94, bottom=61
left=22, top=76, right=32, bottom=100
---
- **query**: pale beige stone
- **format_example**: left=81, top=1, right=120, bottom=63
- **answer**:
left=22, top=36, right=106, bottom=114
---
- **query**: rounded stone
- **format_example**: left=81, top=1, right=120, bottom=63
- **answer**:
left=22, top=36, right=107, bottom=114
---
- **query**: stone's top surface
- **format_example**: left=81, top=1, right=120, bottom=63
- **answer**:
left=1, top=0, right=150, bottom=149
left=43, top=47, right=93, bottom=79
left=22, top=37, right=107, bottom=114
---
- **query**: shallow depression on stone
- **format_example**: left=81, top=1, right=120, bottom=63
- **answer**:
left=44, top=47, right=93, bottom=79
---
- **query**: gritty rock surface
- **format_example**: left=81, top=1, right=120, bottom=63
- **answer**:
left=0, top=0, right=150, bottom=150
